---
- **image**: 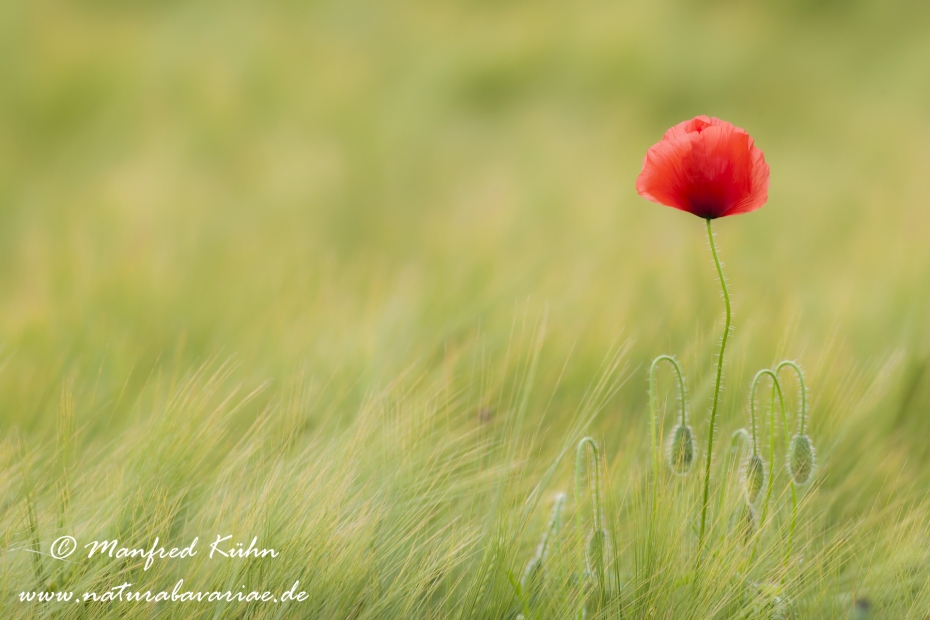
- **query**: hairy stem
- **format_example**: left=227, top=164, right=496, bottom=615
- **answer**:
left=753, top=370, right=786, bottom=529
left=748, top=370, right=789, bottom=564
left=698, top=219, right=731, bottom=548
left=649, top=355, right=687, bottom=480
left=776, top=360, right=808, bottom=435
left=775, top=360, right=807, bottom=562
left=749, top=384, right=760, bottom=455
left=576, top=437, right=602, bottom=530
left=775, top=360, right=807, bottom=566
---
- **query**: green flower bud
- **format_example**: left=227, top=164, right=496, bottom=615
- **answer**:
left=667, top=424, right=695, bottom=475
left=787, top=434, right=815, bottom=485
left=742, top=453, right=766, bottom=505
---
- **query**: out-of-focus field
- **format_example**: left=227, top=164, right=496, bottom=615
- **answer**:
left=2, top=1, right=930, bottom=617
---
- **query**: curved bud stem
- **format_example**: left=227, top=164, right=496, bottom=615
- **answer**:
left=748, top=379, right=762, bottom=456
left=749, top=369, right=787, bottom=530
left=576, top=438, right=608, bottom=603
left=775, top=360, right=807, bottom=563
left=576, top=437, right=603, bottom=531
left=775, top=360, right=808, bottom=435
left=649, top=355, right=688, bottom=478
left=699, top=218, right=731, bottom=549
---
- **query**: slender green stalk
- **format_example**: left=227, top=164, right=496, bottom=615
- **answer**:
left=649, top=355, right=688, bottom=480
left=770, top=379, right=798, bottom=565
left=576, top=437, right=602, bottom=531
left=698, top=219, right=731, bottom=547
left=576, top=437, right=606, bottom=605
left=752, top=370, right=786, bottom=529
left=776, top=360, right=807, bottom=561
left=743, top=379, right=769, bottom=506
left=748, top=369, right=802, bottom=566
left=776, top=360, right=808, bottom=435
left=645, top=357, right=686, bottom=607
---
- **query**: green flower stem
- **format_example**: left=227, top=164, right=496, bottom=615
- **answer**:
left=649, top=355, right=687, bottom=480
left=775, top=360, right=806, bottom=562
left=771, top=379, right=798, bottom=566
left=576, top=437, right=602, bottom=530
left=647, top=356, right=687, bottom=573
left=698, top=218, right=731, bottom=548
left=749, top=370, right=787, bottom=563
left=576, top=437, right=607, bottom=602
left=776, top=360, right=808, bottom=435
left=752, top=370, right=786, bottom=530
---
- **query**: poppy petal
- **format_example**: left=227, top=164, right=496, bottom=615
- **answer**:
left=636, top=116, right=769, bottom=219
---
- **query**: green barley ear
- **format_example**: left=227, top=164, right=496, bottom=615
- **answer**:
left=521, top=493, right=566, bottom=597
left=769, top=596, right=789, bottom=620
left=742, top=453, right=767, bottom=505
left=718, top=429, right=750, bottom=517
left=752, top=583, right=790, bottom=620
left=735, top=501, right=757, bottom=544
left=787, top=433, right=816, bottom=485
left=585, top=528, right=608, bottom=579
left=667, top=423, right=695, bottom=475
left=520, top=557, right=542, bottom=603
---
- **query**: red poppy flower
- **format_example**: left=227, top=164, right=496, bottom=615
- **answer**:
left=635, top=116, right=769, bottom=219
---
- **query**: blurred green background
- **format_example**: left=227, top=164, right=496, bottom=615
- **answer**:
left=1, top=0, right=929, bottom=457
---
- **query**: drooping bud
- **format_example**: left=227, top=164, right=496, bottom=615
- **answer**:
left=667, top=424, right=695, bottom=475
left=787, top=434, right=815, bottom=485
left=742, top=453, right=766, bottom=505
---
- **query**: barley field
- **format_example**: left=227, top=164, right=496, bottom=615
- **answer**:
left=2, top=1, right=930, bottom=618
